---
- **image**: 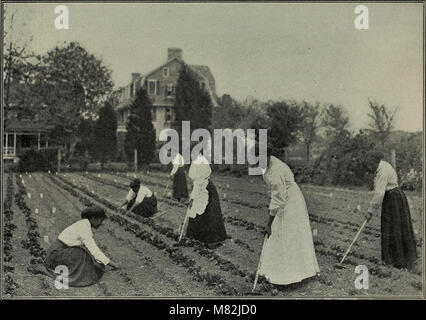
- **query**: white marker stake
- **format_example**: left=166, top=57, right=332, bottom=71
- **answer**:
left=357, top=205, right=361, bottom=212
left=52, top=207, right=57, bottom=214
left=29, top=174, right=32, bottom=178
left=48, top=170, right=51, bottom=174
left=223, top=193, right=227, bottom=199
left=35, top=208, right=39, bottom=214
left=40, top=193, right=43, bottom=199
left=27, top=193, right=31, bottom=199
left=312, top=229, right=318, bottom=237
left=98, top=174, right=101, bottom=178
left=226, top=184, right=230, bottom=188
left=43, top=236, right=50, bottom=245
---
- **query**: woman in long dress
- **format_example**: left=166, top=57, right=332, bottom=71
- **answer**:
left=170, top=152, right=189, bottom=201
left=120, top=178, right=157, bottom=218
left=185, top=153, right=227, bottom=249
left=43, top=206, right=118, bottom=287
left=259, top=154, right=320, bottom=286
left=364, top=151, right=417, bottom=270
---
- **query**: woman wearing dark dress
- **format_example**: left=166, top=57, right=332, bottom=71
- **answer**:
left=120, top=178, right=157, bottom=218
left=185, top=153, right=227, bottom=249
left=170, top=153, right=189, bottom=201
left=43, top=207, right=118, bottom=287
left=364, top=151, right=417, bottom=270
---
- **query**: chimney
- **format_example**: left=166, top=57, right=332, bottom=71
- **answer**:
left=131, top=73, right=140, bottom=82
left=168, top=48, right=182, bottom=61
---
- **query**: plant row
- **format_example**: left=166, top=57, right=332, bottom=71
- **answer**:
left=15, top=177, right=47, bottom=265
left=80, top=172, right=388, bottom=274
left=47, top=174, right=252, bottom=296
left=80, top=173, right=261, bottom=250
left=3, top=174, right=19, bottom=296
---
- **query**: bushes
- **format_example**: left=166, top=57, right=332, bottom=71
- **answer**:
left=17, top=148, right=59, bottom=172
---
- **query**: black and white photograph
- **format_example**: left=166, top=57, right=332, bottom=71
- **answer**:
left=1, top=1, right=424, bottom=300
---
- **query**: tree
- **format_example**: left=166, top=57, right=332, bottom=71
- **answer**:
left=299, top=101, right=321, bottom=163
left=3, top=9, right=37, bottom=127
left=314, top=130, right=376, bottom=186
left=367, top=98, right=396, bottom=147
left=265, top=100, right=303, bottom=157
left=321, top=104, right=349, bottom=140
left=213, top=94, right=245, bottom=129
left=124, top=88, right=156, bottom=165
left=33, top=41, right=114, bottom=155
left=93, top=101, right=117, bottom=168
left=174, top=64, right=213, bottom=137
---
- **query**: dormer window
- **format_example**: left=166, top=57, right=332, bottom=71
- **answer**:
left=163, top=68, right=169, bottom=78
left=200, top=81, right=206, bottom=90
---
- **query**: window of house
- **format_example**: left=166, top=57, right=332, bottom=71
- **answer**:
left=151, top=107, right=157, bottom=121
left=165, top=108, right=172, bottom=122
left=200, top=81, right=206, bottom=90
left=130, top=83, right=134, bottom=97
left=148, top=80, right=156, bottom=95
left=166, top=84, right=174, bottom=97
left=163, top=68, right=169, bottom=78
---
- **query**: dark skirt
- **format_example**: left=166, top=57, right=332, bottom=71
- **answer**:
left=186, top=180, right=227, bottom=244
left=173, top=167, right=189, bottom=200
left=381, top=187, right=417, bottom=269
left=44, top=239, right=105, bottom=287
left=127, top=195, right=158, bottom=218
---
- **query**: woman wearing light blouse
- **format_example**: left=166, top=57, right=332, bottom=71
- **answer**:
left=120, top=178, right=157, bottom=218
left=259, top=150, right=320, bottom=286
left=364, top=151, right=417, bottom=270
left=43, top=206, right=118, bottom=287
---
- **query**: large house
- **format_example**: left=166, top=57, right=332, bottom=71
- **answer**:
left=114, top=48, right=218, bottom=155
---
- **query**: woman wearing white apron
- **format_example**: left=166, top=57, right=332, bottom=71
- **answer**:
left=259, top=154, right=320, bottom=286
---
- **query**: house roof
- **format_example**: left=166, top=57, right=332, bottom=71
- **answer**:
left=5, top=119, right=53, bottom=132
left=189, top=65, right=215, bottom=86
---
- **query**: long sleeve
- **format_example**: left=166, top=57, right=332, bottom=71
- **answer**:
left=171, top=163, right=179, bottom=176
left=368, top=167, right=387, bottom=212
left=268, top=175, right=287, bottom=216
left=80, top=228, right=111, bottom=266
left=125, top=189, right=135, bottom=201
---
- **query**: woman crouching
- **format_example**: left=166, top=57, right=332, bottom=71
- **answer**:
left=120, top=178, right=158, bottom=218
left=44, top=206, right=118, bottom=287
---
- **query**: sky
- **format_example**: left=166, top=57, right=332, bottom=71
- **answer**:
left=4, top=2, right=424, bottom=132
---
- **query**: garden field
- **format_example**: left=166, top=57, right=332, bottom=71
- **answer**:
left=2, top=170, right=424, bottom=298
